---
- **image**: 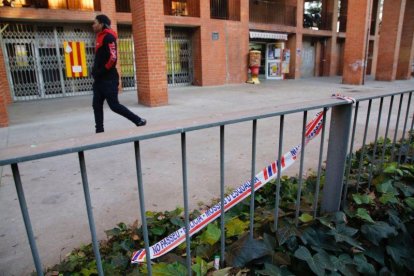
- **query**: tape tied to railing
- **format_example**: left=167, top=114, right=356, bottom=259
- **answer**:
left=131, top=110, right=326, bottom=264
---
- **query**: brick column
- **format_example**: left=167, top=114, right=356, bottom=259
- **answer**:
left=370, top=0, right=382, bottom=78
left=0, top=45, right=10, bottom=127
left=375, top=0, right=406, bottom=81
left=130, top=0, right=168, bottom=106
left=323, top=0, right=339, bottom=76
left=396, top=0, right=414, bottom=80
left=285, top=0, right=303, bottom=79
left=342, top=0, right=371, bottom=85
left=286, top=34, right=302, bottom=79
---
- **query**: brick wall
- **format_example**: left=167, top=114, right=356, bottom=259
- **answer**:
left=0, top=46, right=10, bottom=127
left=131, top=0, right=168, bottom=106
left=396, top=0, right=414, bottom=80
left=375, top=0, right=406, bottom=81
left=342, top=0, right=370, bottom=85
left=197, top=0, right=248, bottom=86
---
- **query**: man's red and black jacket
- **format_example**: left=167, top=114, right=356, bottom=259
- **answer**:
left=92, top=28, right=119, bottom=81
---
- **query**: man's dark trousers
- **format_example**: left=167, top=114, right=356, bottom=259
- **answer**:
left=92, top=80, right=141, bottom=133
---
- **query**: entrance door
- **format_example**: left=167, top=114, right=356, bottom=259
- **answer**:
left=165, top=28, right=193, bottom=86
left=301, top=39, right=316, bottom=78
left=3, top=41, right=41, bottom=100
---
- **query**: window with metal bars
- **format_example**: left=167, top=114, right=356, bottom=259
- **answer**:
left=210, top=0, right=240, bottom=21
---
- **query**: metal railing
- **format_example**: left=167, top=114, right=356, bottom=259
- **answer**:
left=249, top=0, right=296, bottom=26
left=211, top=0, right=240, bottom=21
left=115, top=0, right=130, bottom=12
left=0, top=89, right=413, bottom=275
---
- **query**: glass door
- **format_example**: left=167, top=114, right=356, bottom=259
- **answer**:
left=265, top=42, right=284, bottom=80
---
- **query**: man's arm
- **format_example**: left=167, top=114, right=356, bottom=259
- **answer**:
left=104, top=35, right=117, bottom=70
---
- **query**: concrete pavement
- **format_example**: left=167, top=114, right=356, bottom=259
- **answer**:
left=1, top=76, right=413, bottom=275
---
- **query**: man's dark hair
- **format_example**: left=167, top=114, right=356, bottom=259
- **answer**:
left=95, top=14, right=111, bottom=29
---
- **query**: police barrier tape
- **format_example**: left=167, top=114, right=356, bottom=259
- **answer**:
left=131, top=109, right=329, bottom=264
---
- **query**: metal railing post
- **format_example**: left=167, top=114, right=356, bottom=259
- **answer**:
left=78, top=152, right=104, bottom=276
left=180, top=132, right=192, bottom=275
left=321, top=104, right=353, bottom=213
left=134, top=141, right=152, bottom=275
left=295, top=111, right=307, bottom=226
left=11, top=163, right=44, bottom=276
left=220, top=125, right=226, bottom=266
left=249, top=120, right=257, bottom=239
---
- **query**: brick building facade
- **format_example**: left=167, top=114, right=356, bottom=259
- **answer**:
left=0, top=0, right=413, bottom=127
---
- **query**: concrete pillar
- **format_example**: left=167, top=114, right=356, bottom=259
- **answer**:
left=287, top=0, right=303, bottom=79
left=324, top=0, right=339, bottom=76
left=375, top=0, right=406, bottom=81
left=371, top=0, right=382, bottom=78
left=286, top=34, right=303, bottom=79
left=342, top=0, right=371, bottom=85
left=315, top=40, right=322, bottom=76
left=396, top=0, right=414, bottom=80
left=130, top=0, right=168, bottom=106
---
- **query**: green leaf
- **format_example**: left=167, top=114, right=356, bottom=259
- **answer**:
left=294, top=246, right=325, bottom=276
left=379, top=192, right=399, bottom=204
left=329, top=254, right=353, bottom=275
left=363, top=246, right=385, bottom=266
left=386, top=234, right=414, bottom=270
left=387, top=209, right=407, bottom=232
left=353, top=254, right=376, bottom=275
left=225, top=217, right=249, bottom=238
left=355, top=208, right=375, bottom=223
left=150, top=226, right=166, bottom=236
left=301, top=227, right=340, bottom=252
left=199, top=223, right=221, bottom=245
left=352, top=193, right=374, bottom=205
left=394, top=182, right=414, bottom=197
left=226, top=235, right=273, bottom=267
left=376, top=180, right=398, bottom=194
left=328, top=224, right=363, bottom=250
left=404, top=197, right=414, bottom=209
left=299, top=213, right=314, bottom=223
left=170, top=217, right=184, bottom=227
left=110, top=253, right=129, bottom=269
left=191, top=256, right=209, bottom=276
left=105, top=227, right=121, bottom=237
left=383, top=163, right=403, bottom=176
left=317, top=216, right=335, bottom=229
left=277, top=226, right=299, bottom=246
left=361, top=222, right=397, bottom=245
left=256, top=263, right=294, bottom=276
left=152, top=262, right=187, bottom=276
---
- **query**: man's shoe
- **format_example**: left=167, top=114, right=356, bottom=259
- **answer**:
left=137, top=119, right=147, bottom=127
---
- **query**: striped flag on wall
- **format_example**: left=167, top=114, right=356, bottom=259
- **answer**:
left=64, top=41, right=88, bottom=78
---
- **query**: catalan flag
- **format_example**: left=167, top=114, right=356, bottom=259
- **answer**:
left=64, top=41, right=88, bottom=78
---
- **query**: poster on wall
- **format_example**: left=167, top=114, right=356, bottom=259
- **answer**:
left=268, top=62, right=281, bottom=77
left=64, top=41, right=88, bottom=78
left=282, top=61, right=290, bottom=74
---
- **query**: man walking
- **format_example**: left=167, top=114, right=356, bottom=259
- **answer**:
left=92, top=14, right=146, bottom=133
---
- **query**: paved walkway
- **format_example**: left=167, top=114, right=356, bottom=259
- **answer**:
left=1, top=76, right=413, bottom=275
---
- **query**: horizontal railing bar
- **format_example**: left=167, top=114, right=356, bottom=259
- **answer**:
left=1, top=89, right=412, bottom=166
left=350, top=89, right=413, bottom=102
left=0, top=98, right=348, bottom=166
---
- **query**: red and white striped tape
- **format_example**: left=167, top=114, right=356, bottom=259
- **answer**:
left=131, top=110, right=325, bottom=263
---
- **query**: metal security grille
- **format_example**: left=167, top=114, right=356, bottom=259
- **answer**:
left=1, top=22, right=135, bottom=102
left=118, top=26, right=136, bottom=90
left=165, top=28, right=193, bottom=86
